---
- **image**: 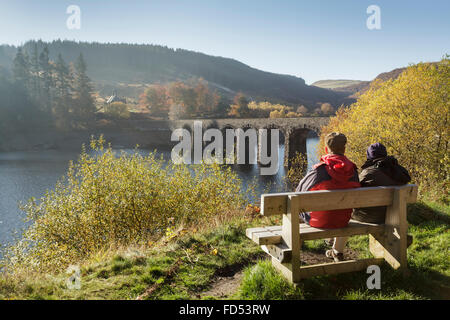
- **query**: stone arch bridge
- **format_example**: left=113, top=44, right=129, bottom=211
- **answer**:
left=132, top=117, right=330, bottom=166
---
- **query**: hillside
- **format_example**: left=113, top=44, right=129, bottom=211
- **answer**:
left=312, top=67, right=408, bottom=97
left=0, top=40, right=348, bottom=107
left=373, top=67, right=407, bottom=82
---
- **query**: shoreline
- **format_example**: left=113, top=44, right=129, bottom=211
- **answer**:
left=0, top=125, right=175, bottom=153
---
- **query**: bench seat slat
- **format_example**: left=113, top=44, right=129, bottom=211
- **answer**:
left=246, top=220, right=385, bottom=245
left=253, top=231, right=282, bottom=245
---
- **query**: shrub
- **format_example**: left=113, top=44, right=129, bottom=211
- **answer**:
left=319, top=57, right=449, bottom=198
left=284, top=152, right=308, bottom=190
left=2, top=136, right=246, bottom=272
left=286, top=111, right=300, bottom=118
left=249, top=101, right=303, bottom=118
left=269, top=107, right=302, bottom=118
left=104, top=102, right=130, bottom=119
left=269, top=109, right=286, bottom=118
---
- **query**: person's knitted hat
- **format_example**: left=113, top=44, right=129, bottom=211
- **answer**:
left=325, top=132, right=347, bottom=154
left=366, top=142, right=387, bottom=160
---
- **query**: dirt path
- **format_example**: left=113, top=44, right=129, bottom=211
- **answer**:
left=200, top=270, right=246, bottom=298
left=198, top=247, right=360, bottom=299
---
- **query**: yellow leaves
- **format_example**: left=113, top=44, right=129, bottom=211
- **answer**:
left=165, top=226, right=178, bottom=241
left=211, top=248, right=218, bottom=256
left=249, top=101, right=303, bottom=118
left=320, top=57, right=449, bottom=194
left=285, top=152, right=308, bottom=189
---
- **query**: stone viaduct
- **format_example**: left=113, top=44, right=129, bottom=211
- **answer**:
left=131, top=117, right=330, bottom=166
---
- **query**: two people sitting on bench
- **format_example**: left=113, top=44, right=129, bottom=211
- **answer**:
left=296, top=134, right=412, bottom=262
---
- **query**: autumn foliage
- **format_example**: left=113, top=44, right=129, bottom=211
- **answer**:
left=139, top=79, right=220, bottom=119
left=246, top=101, right=304, bottom=118
left=319, top=57, right=449, bottom=198
left=228, top=93, right=251, bottom=118
left=139, top=84, right=169, bottom=117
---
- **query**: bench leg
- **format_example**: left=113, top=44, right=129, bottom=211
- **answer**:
left=271, top=257, right=300, bottom=287
left=272, top=195, right=301, bottom=284
left=369, top=187, right=408, bottom=274
left=369, top=234, right=385, bottom=259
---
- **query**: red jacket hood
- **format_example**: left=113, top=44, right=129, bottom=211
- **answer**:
left=314, top=154, right=357, bottom=183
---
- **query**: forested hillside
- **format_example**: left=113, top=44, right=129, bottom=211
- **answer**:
left=0, top=40, right=347, bottom=107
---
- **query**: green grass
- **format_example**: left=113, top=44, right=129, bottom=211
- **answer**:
left=0, top=201, right=448, bottom=300
left=238, top=260, right=302, bottom=300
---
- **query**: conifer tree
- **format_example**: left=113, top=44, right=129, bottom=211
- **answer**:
left=29, top=43, right=41, bottom=102
left=39, top=46, right=53, bottom=112
left=53, top=54, right=72, bottom=126
left=12, top=48, right=30, bottom=88
left=73, top=53, right=95, bottom=123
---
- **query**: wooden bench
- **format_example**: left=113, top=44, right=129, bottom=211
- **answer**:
left=246, top=184, right=418, bottom=284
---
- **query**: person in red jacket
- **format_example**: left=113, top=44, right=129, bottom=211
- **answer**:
left=296, top=132, right=360, bottom=261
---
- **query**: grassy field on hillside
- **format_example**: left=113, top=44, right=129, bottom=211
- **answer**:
left=311, top=80, right=366, bottom=90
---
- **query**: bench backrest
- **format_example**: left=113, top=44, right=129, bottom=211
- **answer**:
left=261, top=185, right=418, bottom=216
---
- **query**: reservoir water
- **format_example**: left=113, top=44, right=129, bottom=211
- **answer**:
left=0, top=137, right=319, bottom=248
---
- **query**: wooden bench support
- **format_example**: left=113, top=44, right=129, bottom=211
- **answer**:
left=281, top=195, right=302, bottom=283
left=297, top=258, right=384, bottom=279
left=369, top=186, right=409, bottom=273
left=261, top=243, right=292, bottom=263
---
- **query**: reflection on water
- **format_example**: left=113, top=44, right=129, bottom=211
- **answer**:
left=0, top=137, right=319, bottom=247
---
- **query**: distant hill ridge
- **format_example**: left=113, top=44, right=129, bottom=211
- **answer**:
left=311, top=80, right=369, bottom=92
left=0, top=40, right=348, bottom=107
left=312, top=67, right=409, bottom=96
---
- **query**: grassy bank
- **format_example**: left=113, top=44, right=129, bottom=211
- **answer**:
left=1, top=200, right=448, bottom=300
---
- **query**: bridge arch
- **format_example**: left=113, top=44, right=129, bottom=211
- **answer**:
left=284, top=125, right=322, bottom=167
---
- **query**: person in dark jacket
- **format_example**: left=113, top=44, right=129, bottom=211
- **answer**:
left=296, top=132, right=361, bottom=261
left=352, top=143, right=411, bottom=224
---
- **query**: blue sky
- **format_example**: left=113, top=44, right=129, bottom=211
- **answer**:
left=0, top=0, right=448, bottom=83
